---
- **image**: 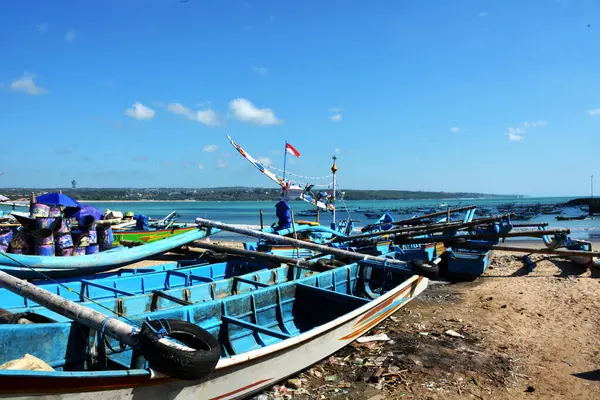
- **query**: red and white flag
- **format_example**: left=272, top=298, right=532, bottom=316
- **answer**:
left=285, top=143, right=301, bottom=158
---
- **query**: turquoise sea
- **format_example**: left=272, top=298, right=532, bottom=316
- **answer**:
left=86, top=196, right=600, bottom=242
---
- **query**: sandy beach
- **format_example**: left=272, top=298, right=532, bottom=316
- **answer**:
left=124, top=240, right=600, bottom=400
left=226, top=248, right=599, bottom=400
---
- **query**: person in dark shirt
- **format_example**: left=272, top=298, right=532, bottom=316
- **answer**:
left=275, top=197, right=292, bottom=229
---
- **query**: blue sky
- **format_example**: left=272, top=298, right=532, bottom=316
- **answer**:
left=1, top=0, right=599, bottom=196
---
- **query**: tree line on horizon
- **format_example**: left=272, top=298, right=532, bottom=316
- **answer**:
left=0, top=187, right=517, bottom=202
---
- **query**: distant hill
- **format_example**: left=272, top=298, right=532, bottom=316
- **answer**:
left=0, top=187, right=520, bottom=202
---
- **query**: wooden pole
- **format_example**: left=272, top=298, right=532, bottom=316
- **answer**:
left=511, top=223, right=549, bottom=228
left=184, top=242, right=333, bottom=270
left=336, top=214, right=513, bottom=242
left=259, top=209, right=264, bottom=230
left=194, top=218, right=415, bottom=270
left=291, top=211, right=300, bottom=258
left=361, top=205, right=477, bottom=231
left=461, top=242, right=600, bottom=258
left=316, top=207, right=320, bottom=224
left=393, top=228, right=571, bottom=245
left=0, top=270, right=194, bottom=352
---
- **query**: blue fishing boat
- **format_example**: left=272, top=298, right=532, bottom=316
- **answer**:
left=1, top=257, right=326, bottom=313
left=0, top=226, right=217, bottom=278
left=0, top=255, right=428, bottom=400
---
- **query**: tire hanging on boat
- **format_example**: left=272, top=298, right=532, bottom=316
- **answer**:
left=409, top=259, right=439, bottom=279
left=138, top=318, right=220, bottom=380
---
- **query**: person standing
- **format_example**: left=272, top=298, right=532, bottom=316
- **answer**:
left=275, top=197, right=292, bottom=229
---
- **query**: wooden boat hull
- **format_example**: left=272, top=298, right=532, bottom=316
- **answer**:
left=112, top=226, right=196, bottom=245
left=0, top=275, right=428, bottom=400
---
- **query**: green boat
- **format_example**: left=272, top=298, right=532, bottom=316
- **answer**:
left=112, top=225, right=197, bottom=245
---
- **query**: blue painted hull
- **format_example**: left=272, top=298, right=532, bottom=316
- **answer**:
left=0, top=258, right=427, bottom=398
left=0, top=227, right=217, bottom=278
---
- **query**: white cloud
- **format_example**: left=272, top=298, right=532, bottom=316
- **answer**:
left=203, top=144, right=218, bottom=152
left=450, top=127, right=460, bottom=133
left=198, top=164, right=205, bottom=170
left=335, top=148, right=341, bottom=154
left=257, top=156, right=273, bottom=166
left=167, top=102, right=195, bottom=119
left=506, top=120, right=547, bottom=141
left=507, top=127, right=524, bottom=141
left=478, top=12, right=489, bottom=17
left=587, top=108, right=600, bottom=117
left=508, top=132, right=524, bottom=141
left=196, top=109, right=220, bottom=126
left=522, top=120, right=547, bottom=128
left=124, top=102, right=155, bottom=120
left=331, top=113, right=342, bottom=122
left=166, top=102, right=220, bottom=126
left=229, top=98, right=282, bottom=125
left=10, top=74, right=47, bottom=95
left=65, top=29, right=77, bottom=41
left=36, top=23, right=48, bottom=33
left=253, top=67, right=268, bottom=76
left=216, top=159, right=227, bottom=169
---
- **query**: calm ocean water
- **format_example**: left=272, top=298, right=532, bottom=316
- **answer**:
left=87, top=196, right=600, bottom=241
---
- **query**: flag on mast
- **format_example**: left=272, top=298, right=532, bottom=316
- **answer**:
left=285, top=143, right=301, bottom=158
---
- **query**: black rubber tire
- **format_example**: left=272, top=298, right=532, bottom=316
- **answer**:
left=139, top=319, right=220, bottom=380
left=409, top=259, right=439, bottom=279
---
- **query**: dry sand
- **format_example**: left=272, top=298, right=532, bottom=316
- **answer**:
left=252, top=251, right=600, bottom=400
left=120, top=241, right=600, bottom=399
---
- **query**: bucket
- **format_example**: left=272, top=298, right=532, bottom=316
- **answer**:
left=34, top=244, right=55, bottom=257
left=0, top=230, right=13, bottom=246
left=86, top=244, right=100, bottom=255
left=56, top=233, right=74, bottom=249
left=97, top=227, right=114, bottom=245
left=35, top=233, right=54, bottom=246
left=71, top=231, right=90, bottom=247
left=30, top=203, right=50, bottom=218
left=56, top=246, right=73, bottom=257
left=56, top=219, right=71, bottom=234
left=35, top=217, right=56, bottom=230
left=48, top=206, right=62, bottom=218
left=72, top=246, right=86, bottom=256
left=87, top=230, right=97, bottom=244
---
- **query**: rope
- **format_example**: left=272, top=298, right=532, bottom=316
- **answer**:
left=266, top=164, right=334, bottom=180
left=0, top=251, right=142, bottom=328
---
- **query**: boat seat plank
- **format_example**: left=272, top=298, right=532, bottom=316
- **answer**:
left=221, top=315, right=291, bottom=340
left=234, top=277, right=270, bottom=288
left=80, top=280, right=135, bottom=297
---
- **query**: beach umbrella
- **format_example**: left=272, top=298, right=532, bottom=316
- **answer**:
left=71, top=204, right=102, bottom=222
left=36, top=192, right=80, bottom=208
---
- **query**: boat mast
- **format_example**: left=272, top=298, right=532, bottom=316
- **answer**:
left=331, top=155, right=337, bottom=227
left=283, top=140, right=288, bottom=182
